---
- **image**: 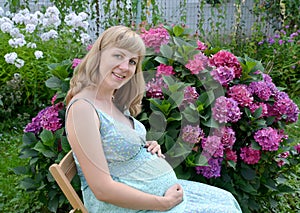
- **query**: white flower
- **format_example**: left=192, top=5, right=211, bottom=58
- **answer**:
left=12, top=13, right=25, bottom=24
left=8, top=37, right=26, bottom=48
left=78, top=12, right=88, bottom=20
left=0, top=7, right=4, bottom=17
left=80, top=33, right=90, bottom=44
left=15, top=58, right=24, bottom=69
left=40, top=29, right=58, bottom=41
left=1, top=22, right=13, bottom=33
left=25, top=23, right=36, bottom=33
left=27, top=42, right=37, bottom=48
left=5, top=11, right=12, bottom=17
left=34, top=50, right=43, bottom=59
left=9, top=27, right=20, bottom=37
left=4, top=52, right=18, bottom=64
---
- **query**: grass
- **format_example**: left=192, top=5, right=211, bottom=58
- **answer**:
left=1, top=98, right=300, bottom=212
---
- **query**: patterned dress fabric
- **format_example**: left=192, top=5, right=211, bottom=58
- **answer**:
left=68, top=99, right=242, bottom=213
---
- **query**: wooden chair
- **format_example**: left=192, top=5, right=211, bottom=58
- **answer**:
left=49, top=150, right=88, bottom=213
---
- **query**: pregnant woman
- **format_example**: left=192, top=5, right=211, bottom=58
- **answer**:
left=65, top=25, right=242, bottom=213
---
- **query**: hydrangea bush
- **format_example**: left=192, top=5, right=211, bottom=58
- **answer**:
left=0, top=6, right=89, bottom=116
left=18, top=23, right=299, bottom=212
left=138, top=24, right=300, bottom=212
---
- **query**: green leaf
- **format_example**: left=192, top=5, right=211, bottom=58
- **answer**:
left=19, top=148, right=38, bottom=159
left=45, top=76, right=62, bottom=89
left=154, top=56, right=168, bottom=64
left=13, top=166, right=28, bottom=175
left=20, top=177, right=37, bottom=190
left=149, top=111, right=167, bottom=132
left=277, top=184, right=295, bottom=193
left=253, top=106, right=262, bottom=118
left=167, top=111, right=182, bottom=122
left=48, top=195, right=59, bottom=213
left=201, top=117, right=220, bottom=128
left=22, top=132, right=37, bottom=146
left=173, top=25, right=185, bottom=37
left=194, top=154, right=208, bottom=166
left=182, top=106, right=199, bottom=123
left=40, top=129, right=55, bottom=147
left=160, top=45, right=173, bottom=59
left=173, top=165, right=191, bottom=179
left=241, top=166, right=256, bottom=180
left=227, top=160, right=236, bottom=169
left=33, top=141, right=47, bottom=153
left=164, top=134, right=175, bottom=150
left=61, top=136, right=71, bottom=152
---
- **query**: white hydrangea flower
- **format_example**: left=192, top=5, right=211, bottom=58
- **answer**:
left=43, top=6, right=61, bottom=28
left=34, top=50, right=43, bottom=59
left=15, top=58, right=25, bottom=69
left=12, top=13, right=25, bottom=24
left=27, top=42, right=37, bottom=48
left=0, top=7, right=4, bottom=17
left=8, top=37, right=26, bottom=48
left=78, top=12, right=88, bottom=20
left=25, top=23, right=36, bottom=33
left=0, top=17, right=13, bottom=26
left=4, top=52, right=18, bottom=64
left=9, top=27, right=20, bottom=37
left=1, top=22, right=13, bottom=33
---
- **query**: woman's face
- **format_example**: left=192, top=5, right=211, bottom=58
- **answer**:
left=99, top=46, right=139, bottom=90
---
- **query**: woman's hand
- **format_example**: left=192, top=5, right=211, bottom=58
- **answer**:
left=161, top=184, right=184, bottom=210
left=144, top=140, right=165, bottom=158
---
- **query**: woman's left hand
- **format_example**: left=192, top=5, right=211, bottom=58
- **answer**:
left=145, top=141, right=165, bottom=158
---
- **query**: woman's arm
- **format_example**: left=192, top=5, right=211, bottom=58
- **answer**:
left=66, top=100, right=183, bottom=211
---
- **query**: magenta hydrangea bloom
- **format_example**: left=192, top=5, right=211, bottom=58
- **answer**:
left=140, top=26, right=170, bottom=53
left=294, top=144, right=300, bottom=154
left=24, top=100, right=64, bottom=134
left=182, top=125, right=204, bottom=144
left=249, top=102, right=268, bottom=117
left=225, top=148, right=237, bottom=162
left=72, top=58, right=82, bottom=69
left=240, top=146, right=261, bottom=165
left=254, top=127, right=287, bottom=151
left=196, top=40, right=207, bottom=51
left=248, top=81, right=272, bottom=101
left=209, top=50, right=242, bottom=78
left=214, top=126, right=236, bottom=148
left=185, top=53, right=206, bottom=75
left=145, top=77, right=167, bottom=99
left=212, top=96, right=242, bottom=123
left=210, top=66, right=235, bottom=86
left=195, top=156, right=223, bottom=178
left=227, top=84, right=253, bottom=107
left=156, top=64, right=175, bottom=77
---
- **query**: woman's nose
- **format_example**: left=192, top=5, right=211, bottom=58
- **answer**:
left=118, top=60, right=129, bottom=70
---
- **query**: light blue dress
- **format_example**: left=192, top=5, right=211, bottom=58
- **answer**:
left=68, top=99, right=242, bottom=213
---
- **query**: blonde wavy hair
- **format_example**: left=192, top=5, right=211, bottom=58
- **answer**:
left=66, top=26, right=146, bottom=116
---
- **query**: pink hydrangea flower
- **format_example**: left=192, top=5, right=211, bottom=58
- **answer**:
left=225, top=148, right=237, bottom=162
left=201, top=136, right=224, bottom=158
left=210, top=66, right=235, bottom=86
left=140, top=26, right=170, bottom=53
left=254, top=127, right=287, bottom=151
left=294, top=144, right=300, bottom=154
left=185, top=53, right=207, bottom=75
left=240, top=146, right=261, bottom=165
left=214, top=126, right=236, bottom=148
left=182, top=125, right=204, bottom=144
left=209, top=50, right=242, bottom=78
left=72, top=58, right=82, bottom=69
left=272, top=95, right=299, bottom=123
left=196, top=40, right=207, bottom=51
left=145, top=77, right=167, bottom=99
left=227, top=84, right=253, bottom=107
left=156, top=64, right=175, bottom=77
left=212, top=96, right=242, bottom=123
left=183, top=86, right=199, bottom=103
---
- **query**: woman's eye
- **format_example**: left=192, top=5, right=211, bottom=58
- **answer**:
left=129, top=59, right=137, bottom=65
left=114, top=54, right=123, bottom=59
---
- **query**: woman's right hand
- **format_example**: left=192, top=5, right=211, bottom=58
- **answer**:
left=162, top=184, right=183, bottom=211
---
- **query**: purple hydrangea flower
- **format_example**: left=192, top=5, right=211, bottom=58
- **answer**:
left=156, top=64, right=175, bottom=77
left=214, top=126, right=236, bottom=148
left=240, top=146, right=261, bottom=165
left=254, top=127, right=287, bottom=151
left=249, top=102, right=268, bottom=117
left=225, top=148, right=237, bottom=162
left=182, top=125, right=204, bottom=144
left=140, top=26, right=170, bottom=53
left=195, top=156, right=223, bottom=178
left=210, top=66, right=235, bottom=86
left=248, top=81, right=272, bottom=101
left=294, top=144, right=300, bottom=154
left=201, top=136, right=223, bottom=158
left=212, top=96, right=242, bottom=123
